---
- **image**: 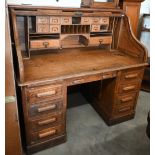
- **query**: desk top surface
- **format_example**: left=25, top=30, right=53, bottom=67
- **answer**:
left=22, top=48, right=141, bottom=85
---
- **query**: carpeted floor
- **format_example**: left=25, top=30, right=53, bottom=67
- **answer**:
left=33, top=91, right=150, bottom=155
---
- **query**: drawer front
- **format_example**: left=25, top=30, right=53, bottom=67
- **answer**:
left=91, top=25, right=100, bottom=32
left=50, top=17, right=60, bottom=24
left=36, top=24, right=49, bottom=33
left=121, top=69, right=144, bottom=84
left=61, top=17, right=72, bottom=25
left=28, top=99, right=63, bottom=117
left=81, top=17, right=91, bottom=25
left=66, top=73, right=102, bottom=86
left=49, top=25, right=60, bottom=33
left=30, top=113, right=63, bottom=132
left=118, top=82, right=140, bottom=94
left=30, top=39, right=60, bottom=49
left=26, top=84, right=62, bottom=104
left=116, top=93, right=137, bottom=107
left=100, top=17, right=109, bottom=25
left=36, top=16, right=49, bottom=24
left=89, top=36, right=112, bottom=45
left=91, top=17, right=100, bottom=24
left=113, top=105, right=134, bottom=118
left=29, top=124, right=65, bottom=145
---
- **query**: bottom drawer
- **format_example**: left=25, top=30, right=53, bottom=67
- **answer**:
left=30, top=124, right=65, bottom=145
left=112, top=105, right=135, bottom=118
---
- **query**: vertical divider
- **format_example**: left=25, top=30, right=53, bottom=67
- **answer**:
left=25, top=16, right=30, bottom=58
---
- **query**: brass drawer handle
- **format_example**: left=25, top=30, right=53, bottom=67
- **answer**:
left=123, top=85, right=136, bottom=91
left=99, top=39, right=103, bottom=44
left=39, top=129, right=56, bottom=138
left=121, top=97, right=133, bottom=102
left=43, top=42, right=49, bottom=48
left=37, top=104, right=56, bottom=113
left=64, top=19, right=69, bottom=22
left=125, top=73, right=138, bottom=79
left=38, top=117, right=56, bottom=126
left=73, top=79, right=84, bottom=84
left=119, top=107, right=131, bottom=113
left=36, top=90, right=56, bottom=97
left=93, top=19, right=99, bottom=22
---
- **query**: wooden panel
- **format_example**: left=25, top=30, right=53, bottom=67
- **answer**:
left=5, top=9, right=22, bottom=155
left=5, top=103, right=22, bottom=155
left=26, top=84, right=62, bottom=104
left=123, top=2, right=141, bottom=37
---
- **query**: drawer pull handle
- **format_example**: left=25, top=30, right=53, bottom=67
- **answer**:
left=73, top=79, right=84, bottom=84
left=93, top=19, right=99, bottom=22
left=99, top=39, right=103, bottom=44
left=38, top=104, right=56, bottom=113
left=43, top=42, right=49, bottom=48
left=123, top=85, right=136, bottom=91
left=121, top=97, right=133, bottom=102
left=36, top=90, right=56, bottom=97
left=125, top=74, right=138, bottom=79
left=39, top=129, right=56, bottom=138
left=119, top=107, right=131, bottom=113
left=38, top=118, right=56, bottom=125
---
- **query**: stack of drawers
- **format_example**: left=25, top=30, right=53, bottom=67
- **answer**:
left=112, top=68, right=144, bottom=119
left=24, top=83, right=66, bottom=151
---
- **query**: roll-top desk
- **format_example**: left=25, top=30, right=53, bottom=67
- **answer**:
left=9, top=4, right=148, bottom=154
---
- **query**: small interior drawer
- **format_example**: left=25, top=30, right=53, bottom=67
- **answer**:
left=26, top=84, right=62, bottom=104
left=36, top=16, right=49, bottom=24
left=89, top=36, right=112, bottom=45
left=91, top=25, right=100, bottom=32
left=30, top=112, right=63, bottom=132
left=30, top=39, right=60, bottom=49
left=49, top=25, right=60, bottom=33
left=61, top=17, right=72, bottom=25
left=50, top=17, right=60, bottom=24
left=100, top=17, right=109, bottom=25
left=118, top=82, right=141, bottom=94
left=91, top=17, right=100, bottom=24
left=81, top=17, right=91, bottom=25
left=36, top=24, right=49, bottom=33
left=29, top=124, right=65, bottom=145
left=28, top=99, right=63, bottom=117
left=121, top=69, right=144, bottom=84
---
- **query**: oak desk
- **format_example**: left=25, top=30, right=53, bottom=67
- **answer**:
left=9, top=5, right=148, bottom=154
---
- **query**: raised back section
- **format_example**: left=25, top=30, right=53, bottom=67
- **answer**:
left=10, top=7, right=124, bottom=58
